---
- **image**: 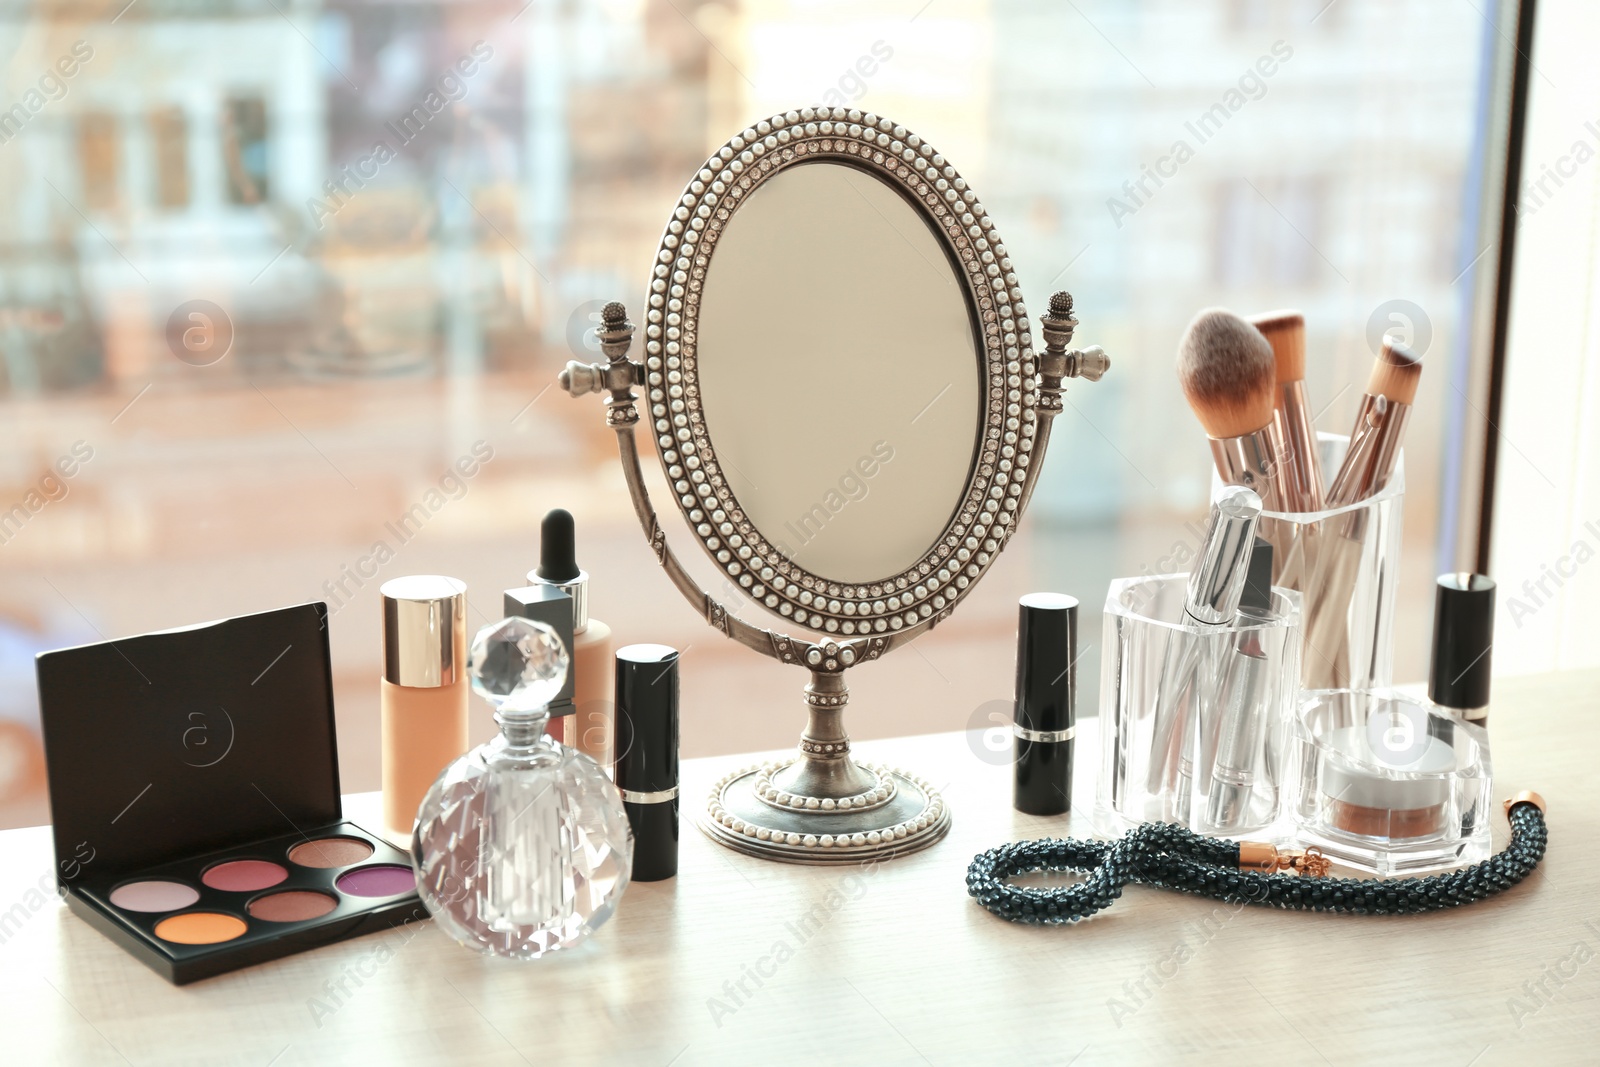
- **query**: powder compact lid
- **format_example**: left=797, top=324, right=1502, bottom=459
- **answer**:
left=1318, top=697, right=1464, bottom=812
left=36, top=603, right=342, bottom=883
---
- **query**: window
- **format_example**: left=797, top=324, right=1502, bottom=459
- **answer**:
left=0, top=2, right=1511, bottom=830
left=151, top=106, right=189, bottom=209
left=223, top=96, right=268, bottom=205
left=76, top=112, right=118, bottom=211
left=1214, top=176, right=1328, bottom=288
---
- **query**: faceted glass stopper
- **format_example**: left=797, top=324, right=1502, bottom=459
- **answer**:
left=468, top=616, right=569, bottom=715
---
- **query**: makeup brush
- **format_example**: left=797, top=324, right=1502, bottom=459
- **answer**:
left=1326, top=337, right=1422, bottom=506
left=1252, top=310, right=1324, bottom=512
left=1302, top=336, right=1424, bottom=687
left=1177, top=309, right=1290, bottom=513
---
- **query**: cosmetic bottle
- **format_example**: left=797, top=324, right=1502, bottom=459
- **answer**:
left=530, top=509, right=614, bottom=766
left=614, top=644, right=680, bottom=881
left=1012, top=593, right=1078, bottom=816
left=380, top=575, right=468, bottom=842
left=1429, top=573, right=1496, bottom=726
left=412, top=616, right=633, bottom=959
left=504, top=584, right=577, bottom=743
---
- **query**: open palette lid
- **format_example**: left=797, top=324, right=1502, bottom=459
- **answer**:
left=37, top=603, right=342, bottom=883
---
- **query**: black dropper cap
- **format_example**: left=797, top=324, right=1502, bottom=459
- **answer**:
left=615, top=644, right=679, bottom=881
left=1238, top=537, right=1273, bottom=616
left=537, top=509, right=580, bottom=583
left=1429, top=573, right=1496, bottom=714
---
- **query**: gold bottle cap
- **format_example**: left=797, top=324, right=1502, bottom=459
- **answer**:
left=381, top=576, right=467, bottom=688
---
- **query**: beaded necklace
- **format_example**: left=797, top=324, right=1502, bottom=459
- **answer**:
left=968, top=792, right=1547, bottom=923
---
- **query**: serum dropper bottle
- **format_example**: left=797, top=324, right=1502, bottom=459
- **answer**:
left=531, top=509, right=614, bottom=766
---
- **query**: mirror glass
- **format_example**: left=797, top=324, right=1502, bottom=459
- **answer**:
left=695, top=161, right=982, bottom=584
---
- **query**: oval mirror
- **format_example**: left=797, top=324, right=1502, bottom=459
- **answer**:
left=563, top=108, right=1108, bottom=865
left=697, top=160, right=981, bottom=584
left=645, top=115, right=1036, bottom=638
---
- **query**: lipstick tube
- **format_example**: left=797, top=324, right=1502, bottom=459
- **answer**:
left=1204, top=537, right=1276, bottom=832
left=1145, top=486, right=1262, bottom=810
left=614, top=643, right=680, bottom=881
left=1429, top=574, right=1496, bottom=725
left=1013, top=593, right=1078, bottom=816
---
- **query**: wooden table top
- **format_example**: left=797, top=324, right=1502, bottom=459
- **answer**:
left=2, top=668, right=1596, bottom=1066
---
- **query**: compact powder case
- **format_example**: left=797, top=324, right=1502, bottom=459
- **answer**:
left=1289, top=688, right=1493, bottom=876
left=36, top=603, right=425, bottom=984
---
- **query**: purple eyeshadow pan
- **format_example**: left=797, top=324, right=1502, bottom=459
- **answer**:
left=335, top=865, right=417, bottom=898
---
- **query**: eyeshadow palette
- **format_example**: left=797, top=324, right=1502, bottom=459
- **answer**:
left=36, top=603, right=427, bottom=984
left=68, top=823, right=422, bottom=984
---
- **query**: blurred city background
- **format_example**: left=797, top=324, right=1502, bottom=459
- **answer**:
left=0, top=0, right=1504, bottom=827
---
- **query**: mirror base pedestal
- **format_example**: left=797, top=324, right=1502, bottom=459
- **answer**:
left=698, top=671, right=951, bottom=864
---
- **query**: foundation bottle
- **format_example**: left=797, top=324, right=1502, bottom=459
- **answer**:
left=531, top=510, right=614, bottom=767
left=380, top=575, right=468, bottom=841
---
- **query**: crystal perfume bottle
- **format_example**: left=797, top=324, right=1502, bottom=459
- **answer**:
left=412, top=616, right=633, bottom=959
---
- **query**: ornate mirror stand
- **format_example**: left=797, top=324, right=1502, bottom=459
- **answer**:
left=560, top=110, right=1109, bottom=864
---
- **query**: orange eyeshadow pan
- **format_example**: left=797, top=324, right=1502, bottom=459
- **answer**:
left=154, top=912, right=248, bottom=945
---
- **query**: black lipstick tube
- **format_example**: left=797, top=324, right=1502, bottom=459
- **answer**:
left=1013, top=593, right=1078, bottom=815
left=614, top=644, right=680, bottom=881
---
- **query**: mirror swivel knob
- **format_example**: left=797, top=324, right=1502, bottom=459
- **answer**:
left=560, top=360, right=606, bottom=397
left=1066, top=345, right=1110, bottom=383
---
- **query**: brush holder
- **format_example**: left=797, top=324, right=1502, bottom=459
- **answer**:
left=1096, top=574, right=1302, bottom=838
left=1215, top=433, right=1404, bottom=690
left=1289, top=688, right=1492, bottom=875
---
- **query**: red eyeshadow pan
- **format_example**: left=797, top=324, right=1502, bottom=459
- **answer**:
left=202, top=860, right=288, bottom=892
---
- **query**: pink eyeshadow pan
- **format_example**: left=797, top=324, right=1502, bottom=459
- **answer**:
left=109, top=880, right=200, bottom=913
left=202, top=859, right=288, bottom=892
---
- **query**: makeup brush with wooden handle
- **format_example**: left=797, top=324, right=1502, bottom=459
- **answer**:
left=1252, top=310, right=1324, bottom=512
left=1325, top=337, right=1421, bottom=506
left=1251, top=310, right=1321, bottom=591
left=1302, top=338, right=1423, bottom=687
left=1177, top=308, right=1292, bottom=513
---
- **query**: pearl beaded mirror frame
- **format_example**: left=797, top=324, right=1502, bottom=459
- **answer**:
left=560, top=107, right=1109, bottom=863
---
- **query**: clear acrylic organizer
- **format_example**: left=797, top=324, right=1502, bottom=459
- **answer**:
left=1216, top=433, right=1404, bottom=690
left=1289, top=688, right=1492, bottom=876
left=1096, top=575, right=1302, bottom=837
